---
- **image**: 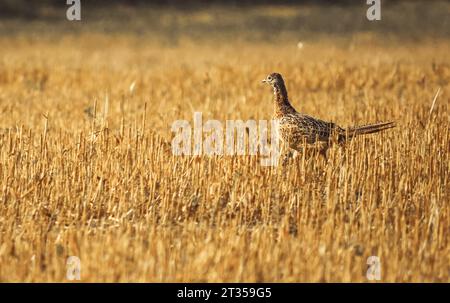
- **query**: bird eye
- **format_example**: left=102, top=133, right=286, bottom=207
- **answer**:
left=267, top=76, right=272, bottom=80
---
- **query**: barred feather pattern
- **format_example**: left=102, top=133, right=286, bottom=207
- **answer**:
left=263, top=72, right=395, bottom=152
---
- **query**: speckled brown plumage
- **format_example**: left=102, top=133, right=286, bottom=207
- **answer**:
left=262, top=72, right=395, bottom=154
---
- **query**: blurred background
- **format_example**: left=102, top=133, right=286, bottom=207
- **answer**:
left=0, top=0, right=449, bottom=42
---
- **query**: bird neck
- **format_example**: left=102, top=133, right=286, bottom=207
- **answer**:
left=273, top=83, right=295, bottom=116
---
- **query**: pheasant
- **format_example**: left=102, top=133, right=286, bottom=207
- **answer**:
left=262, top=72, right=395, bottom=157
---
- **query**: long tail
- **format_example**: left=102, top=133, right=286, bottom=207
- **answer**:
left=340, top=121, right=395, bottom=142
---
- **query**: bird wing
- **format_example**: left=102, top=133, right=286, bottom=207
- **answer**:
left=279, top=113, right=343, bottom=145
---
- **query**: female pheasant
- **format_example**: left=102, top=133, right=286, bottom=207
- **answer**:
left=262, top=72, right=395, bottom=156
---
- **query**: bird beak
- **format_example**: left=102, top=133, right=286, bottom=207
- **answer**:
left=262, top=79, right=267, bottom=83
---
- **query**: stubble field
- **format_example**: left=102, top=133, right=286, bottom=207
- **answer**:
left=0, top=2, right=449, bottom=282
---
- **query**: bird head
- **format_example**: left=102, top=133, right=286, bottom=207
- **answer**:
left=262, top=72, right=285, bottom=88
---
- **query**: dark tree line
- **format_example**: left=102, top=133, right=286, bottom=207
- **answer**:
left=0, top=0, right=430, bottom=18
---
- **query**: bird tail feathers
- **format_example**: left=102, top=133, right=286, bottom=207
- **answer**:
left=341, top=121, right=395, bottom=141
